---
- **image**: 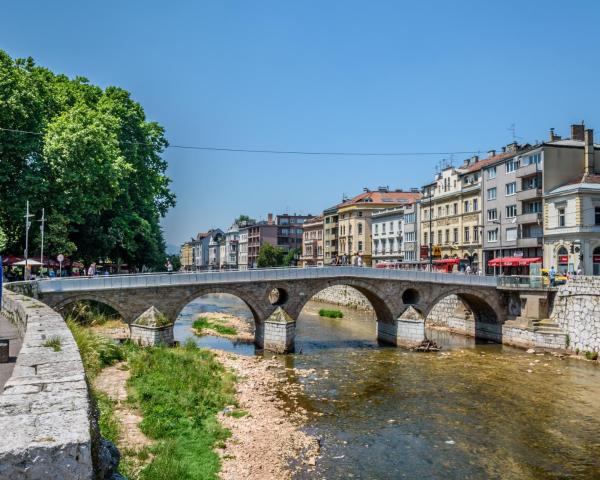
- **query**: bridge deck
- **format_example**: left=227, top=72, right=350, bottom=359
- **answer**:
left=24, top=267, right=499, bottom=294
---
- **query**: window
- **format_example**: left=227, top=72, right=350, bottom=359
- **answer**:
left=506, top=228, right=517, bottom=242
left=487, top=209, right=498, bottom=221
left=524, top=177, right=539, bottom=190
left=488, top=229, right=498, bottom=242
left=523, top=153, right=541, bottom=165
left=405, top=232, right=415, bottom=242
left=596, top=207, right=600, bottom=225
left=438, top=206, right=442, bottom=218
left=382, top=223, right=385, bottom=233
left=464, top=201, right=470, bottom=213
left=453, top=203, right=458, bottom=215
left=424, top=232, right=428, bottom=245
left=506, top=159, right=518, bottom=173
left=506, top=205, right=517, bottom=218
left=453, top=228, right=458, bottom=243
left=487, top=187, right=497, bottom=200
left=445, top=205, right=450, bottom=216
left=473, top=226, right=479, bottom=243
left=389, top=221, right=394, bottom=233
left=524, top=201, right=542, bottom=214
left=558, top=207, right=566, bottom=227
left=358, top=212, right=363, bottom=217
left=349, top=225, right=353, bottom=235
left=487, top=166, right=497, bottom=179
left=506, top=182, right=516, bottom=196
left=437, top=230, right=442, bottom=244
left=405, top=213, right=415, bottom=223
left=375, top=224, right=379, bottom=234
left=358, top=241, right=363, bottom=251
left=445, top=229, right=450, bottom=244
left=473, top=198, right=478, bottom=211
left=358, top=223, right=363, bottom=235
left=464, top=226, right=470, bottom=243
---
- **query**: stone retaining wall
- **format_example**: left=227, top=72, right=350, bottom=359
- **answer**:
left=0, top=289, right=94, bottom=479
left=551, top=276, right=600, bottom=352
left=310, top=285, right=373, bottom=311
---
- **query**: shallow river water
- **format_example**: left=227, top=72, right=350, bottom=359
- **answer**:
left=175, top=294, right=600, bottom=479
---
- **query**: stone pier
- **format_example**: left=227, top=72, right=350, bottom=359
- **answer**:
left=262, top=307, right=296, bottom=353
left=377, top=307, right=426, bottom=347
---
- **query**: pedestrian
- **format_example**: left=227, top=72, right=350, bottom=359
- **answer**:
left=549, top=265, right=556, bottom=287
left=357, top=254, right=363, bottom=267
left=166, top=260, right=173, bottom=273
left=577, top=266, right=583, bottom=276
left=465, top=264, right=472, bottom=275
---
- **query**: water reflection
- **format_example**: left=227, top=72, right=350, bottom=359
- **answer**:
left=175, top=295, right=600, bottom=479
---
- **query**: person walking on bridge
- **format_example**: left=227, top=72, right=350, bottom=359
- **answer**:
left=549, top=266, right=557, bottom=287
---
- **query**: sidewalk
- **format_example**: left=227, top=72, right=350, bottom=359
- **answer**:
left=0, top=313, right=22, bottom=391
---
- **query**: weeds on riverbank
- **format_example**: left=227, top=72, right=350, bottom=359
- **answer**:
left=193, top=316, right=237, bottom=336
left=126, top=339, right=236, bottom=479
left=319, top=309, right=344, bottom=319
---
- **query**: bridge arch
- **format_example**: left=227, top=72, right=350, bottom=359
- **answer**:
left=285, top=277, right=399, bottom=324
left=49, top=294, right=130, bottom=323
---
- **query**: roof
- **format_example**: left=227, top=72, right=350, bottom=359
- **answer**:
left=339, top=190, right=422, bottom=208
left=303, top=215, right=323, bottom=228
left=548, top=173, right=600, bottom=195
left=543, top=139, right=600, bottom=148
left=459, top=152, right=516, bottom=173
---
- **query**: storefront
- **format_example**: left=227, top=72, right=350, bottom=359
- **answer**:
left=593, top=247, right=600, bottom=275
left=556, top=247, right=569, bottom=275
left=487, top=256, right=543, bottom=276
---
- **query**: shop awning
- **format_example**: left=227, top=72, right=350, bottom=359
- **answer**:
left=488, top=256, right=542, bottom=267
left=433, top=258, right=460, bottom=265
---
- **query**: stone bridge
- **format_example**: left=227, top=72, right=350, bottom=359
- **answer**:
left=10, top=267, right=551, bottom=352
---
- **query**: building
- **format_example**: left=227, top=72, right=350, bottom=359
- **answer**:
left=300, top=216, right=324, bottom=266
left=187, top=229, right=224, bottom=270
left=219, top=237, right=227, bottom=269
left=224, top=223, right=241, bottom=269
left=208, top=231, right=225, bottom=269
left=238, top=227, right=249, bottom=270
left=401, top=202, right=420, bottom=266
left=419, top=151, right=513, bottom=273
left=247, top=218, right=278, bottom=268
left=338, top=187, right=421, bottom=266
left=276, top=213, right=311, bottom=253
left=543, top=126, right=600, bottom=274
left=322, top=205, right=339, bottom=264
left=371, top=207, right=404, bottom=264
left=179, top=242, right=194, bottom=271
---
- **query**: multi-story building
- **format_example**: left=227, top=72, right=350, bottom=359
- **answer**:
left=179, top=242, right=194, bottom=271
left=323, top=205, right=339, bottom=265
left=371, top=207, right=404, bottom=264
left=401, top=202, right=420, bottom=266
left=543, top=126, right=600, bottom=274
left=338, top=187, right=421, bottom=266
left=208, top=232, right=225, bottom=269
left=300, top=216, right=324, bottom=266
left=224, top=223, right=240, bottom=269
left=238, top=228, right=249, bottom=270
left=419, top=152, right=514, bottom=272
left=190, top=229, right=224, bottom=270
left=276, top=214, right=311, bottom=253
left=247, top=219, right=278, bottom=268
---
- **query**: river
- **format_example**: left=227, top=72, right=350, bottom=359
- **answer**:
left=175, top=294, right=600, bottom=479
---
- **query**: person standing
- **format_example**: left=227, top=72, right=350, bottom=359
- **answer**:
left=549, top=266, right=556, bottom=287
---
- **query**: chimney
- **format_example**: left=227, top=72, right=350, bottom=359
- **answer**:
left=584, top=129, right=594, bottom=175
left=487, top=150, right=496, bottom=158
left=471, top=155, right=479, bottom=163
left=267, top=213, right=273, bottom=225
left=506, top=142, right=518, bottom=153
left=571, top=123, right=585, bottom=141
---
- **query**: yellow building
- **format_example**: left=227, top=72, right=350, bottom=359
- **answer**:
left=179, top=242, right=194, bottom=271
left=338, top=188, right=421, bottom=266
left=419, top=154, right=507, bottom=272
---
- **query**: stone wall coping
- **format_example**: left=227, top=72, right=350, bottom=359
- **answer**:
left=129, top=322, right=174, bottom=331
left=0, top=288, right=93, bottom=479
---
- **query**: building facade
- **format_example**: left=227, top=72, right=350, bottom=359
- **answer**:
left=323, top=205, right=339, bottom=265
left=371, top=207, right=404, bottom=264
left=338, top=187, right=421, bottom=266
left=300, top=216, right=324, bottom=266
left=179, top=242, right=194, bottom=271
left=224, top=223, right=240, bottom=269
left=247, top=221, right=278, bottom=268
left=401, top=202, right=420, bottom=266
left=238, top=228, right=249, bottom=270
left=276, top=214, right=311, bottom=253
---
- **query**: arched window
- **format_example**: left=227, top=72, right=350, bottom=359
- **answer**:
left=557, top=246, right=569, bottom=274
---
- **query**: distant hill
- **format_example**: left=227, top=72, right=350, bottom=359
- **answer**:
left=166, top=243, right=180, bottom=255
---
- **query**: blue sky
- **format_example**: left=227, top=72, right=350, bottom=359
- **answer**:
left=3, top=1, right=600, bottom=248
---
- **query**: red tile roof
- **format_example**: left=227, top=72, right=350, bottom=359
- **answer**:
left=341, top=190, right=422, bottom=207
left=563, top=173, right=600, bottom=186
left=460, top=152, right=516, bottom=173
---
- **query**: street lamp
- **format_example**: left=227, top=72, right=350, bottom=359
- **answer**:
left=489, top=212, right=503, bottom=276
left=24, top=201, right=33, bottom=280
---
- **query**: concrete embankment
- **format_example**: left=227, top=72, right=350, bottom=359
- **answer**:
left=0, top=289, right=95, bottom=479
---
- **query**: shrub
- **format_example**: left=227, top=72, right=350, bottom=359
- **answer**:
left=319, top=309, right=344, bottom=319
left=585, top=351, right=599, bottom=361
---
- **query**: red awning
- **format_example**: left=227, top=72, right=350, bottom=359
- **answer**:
left=488, top=256, right=542, bottom=267
left=433, top=258, right=460, bottom=265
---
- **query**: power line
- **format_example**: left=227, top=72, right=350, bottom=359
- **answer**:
left=0, top=126, right=486, bottom=157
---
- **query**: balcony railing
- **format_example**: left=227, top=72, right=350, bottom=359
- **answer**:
left=518, top=212, right=542, bottom=224
left=516, top=187, right=542, bottom=202
left=515, top=163, right=540, bottom=178
left=516, top=236, right=543, bottom=248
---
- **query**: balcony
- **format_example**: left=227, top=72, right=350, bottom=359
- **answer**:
left=516, top=236, right=543, bottom=248
left=516, top=187, right=542, bottom=202
left=518, top=212, right=542, bottom=224
left=516, top=163, right=540, bottom=178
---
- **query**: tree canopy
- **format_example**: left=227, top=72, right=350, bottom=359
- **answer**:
left=256, top=243, right=285, bottom=268
left=0, top=50, right=175, bottom=269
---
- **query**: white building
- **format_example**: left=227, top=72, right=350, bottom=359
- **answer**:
left=401, top=203, right=420, bottom=266
left=238, top=227, right=249, bottom=270
left=224, top=223, right=240, bottom=269
left=371, top=207, right=404, bottom=264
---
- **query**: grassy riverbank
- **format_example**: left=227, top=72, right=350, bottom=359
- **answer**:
left=193, top=316, right=237, bottom=336
left=68, top=321, right=237, bottom=479
left=318, top=308, right=344, bottom=319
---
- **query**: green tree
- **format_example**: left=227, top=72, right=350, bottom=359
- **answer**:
left=283, top=248, right=301, bottom=267
left=256, top=242, right=284, bottom=268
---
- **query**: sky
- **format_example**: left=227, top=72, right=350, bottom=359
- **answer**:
left=3, top=1, right=600, bottom=249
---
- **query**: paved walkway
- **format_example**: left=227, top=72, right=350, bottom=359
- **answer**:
left=0, top=313, right=22, bottom=391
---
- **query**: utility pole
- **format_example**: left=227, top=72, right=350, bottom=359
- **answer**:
left=428, top=187, right=433, bottom=271
left=39, top=208, right=45, bottom=277
left=24, top=201, right=33, bottom=280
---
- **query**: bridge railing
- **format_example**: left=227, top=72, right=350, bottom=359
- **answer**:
left=22, top=266, right=503, bottom=293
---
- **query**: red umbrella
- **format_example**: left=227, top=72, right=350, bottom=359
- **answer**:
left=2, top=255, right=23, bottom=266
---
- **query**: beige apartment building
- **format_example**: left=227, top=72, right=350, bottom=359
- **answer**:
left=419, top=152, right=511, bottom=272
left=300, top=216, right=324, bottom=266
left=338, top=187, right=421, bottom=266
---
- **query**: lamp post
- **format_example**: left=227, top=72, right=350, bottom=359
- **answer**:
left=490, top=212, right=503, bottom=276
left=428, top=188, right=433, bottom=271
left=24, top=201, right=33, bottom=280
left=38, top=208, right=45, bottom=277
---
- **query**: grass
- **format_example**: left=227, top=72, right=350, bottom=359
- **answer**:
left=96, top=390, right=120, bottom=444
left=126, top=339, right=236, bottom=479
left=43, top=336, right=62, bottom=351
left=192, top=317, right=237, bottom=336
left=227, top=409, right=249, bottom=419
left=318, top=309, right=344, bottom=319
left=585, top=351, right=599, bottom=361
left=67, top=319, right=125, bottom=379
